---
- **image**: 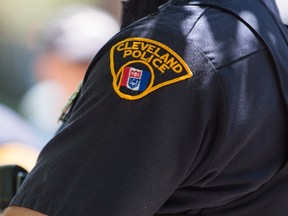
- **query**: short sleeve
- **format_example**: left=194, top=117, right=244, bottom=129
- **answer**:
left=9, top=24, right=226, bottom=216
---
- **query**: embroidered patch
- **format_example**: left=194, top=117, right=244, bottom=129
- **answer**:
left=110, top=37, right=193, bottom=100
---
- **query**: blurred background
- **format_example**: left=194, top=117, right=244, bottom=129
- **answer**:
left=0, top=0, right=121, bottom=110
left=0, top=0, right=121, bottom=170
left=277, top=0, right=288, bottom=23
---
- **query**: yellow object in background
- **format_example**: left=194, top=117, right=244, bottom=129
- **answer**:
left=0, top=143, right=39, bottom=172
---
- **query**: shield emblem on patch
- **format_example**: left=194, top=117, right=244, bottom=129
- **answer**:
left=121, top=67, right=150, bottom=91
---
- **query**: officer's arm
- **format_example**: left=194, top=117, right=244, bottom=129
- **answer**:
left=6, top=28, right=225, bottom=215
left=3, top=206, right=46, bottom=216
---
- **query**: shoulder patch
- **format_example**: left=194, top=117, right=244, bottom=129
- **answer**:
left=110, top=37, right=193, bottom=100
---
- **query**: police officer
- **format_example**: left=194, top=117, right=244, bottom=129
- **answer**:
left=3, top=0, right=288, bottom=215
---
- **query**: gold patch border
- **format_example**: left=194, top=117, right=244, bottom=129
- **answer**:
left=110, top=37, right=193, bottom=100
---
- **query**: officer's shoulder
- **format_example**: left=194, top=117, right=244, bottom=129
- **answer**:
left=187, top=7, right=266, bottom=68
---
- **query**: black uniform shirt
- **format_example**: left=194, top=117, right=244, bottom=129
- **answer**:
left=10, top=0, right=288, bottom=215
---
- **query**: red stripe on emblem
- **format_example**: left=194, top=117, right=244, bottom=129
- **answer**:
left=121, top=67, right=131, bottom=86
